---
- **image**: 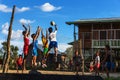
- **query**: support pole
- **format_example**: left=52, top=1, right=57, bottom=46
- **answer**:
left=2, top=5, right=16, bottom=73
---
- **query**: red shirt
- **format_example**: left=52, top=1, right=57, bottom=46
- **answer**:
left=17, top=58, right=23, bottom=66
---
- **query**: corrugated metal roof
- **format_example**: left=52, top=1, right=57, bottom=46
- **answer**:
left=66, top=17, right=120, bottom=25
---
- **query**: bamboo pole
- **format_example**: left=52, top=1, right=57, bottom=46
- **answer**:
left=2, top=5, right=16, bottom=73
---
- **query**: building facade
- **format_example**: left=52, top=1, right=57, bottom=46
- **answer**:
left=66, top=18, right=120, bottom=63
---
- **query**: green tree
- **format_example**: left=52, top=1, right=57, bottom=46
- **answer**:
left=65, top=47, right=73, bottom=59
left=1, top=41, right=19, bottom=69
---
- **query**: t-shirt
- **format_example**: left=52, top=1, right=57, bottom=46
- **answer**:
left=95, top=56, right=100, bottom=64
left=73, top=55, right=81, bottom=64
left=17, top=58, right=23, bottom=66
left=49, top=30, right=57, bottom=41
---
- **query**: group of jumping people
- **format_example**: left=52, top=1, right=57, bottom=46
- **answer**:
left=16, top=21, right=58, bottom=72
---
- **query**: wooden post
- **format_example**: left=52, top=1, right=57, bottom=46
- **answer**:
left=79, top=40, right=84, bottom=75
left=2, top=5, right=16, bottom=73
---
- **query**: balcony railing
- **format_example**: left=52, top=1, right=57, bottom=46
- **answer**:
left=92, top=39, right=120, bottom=48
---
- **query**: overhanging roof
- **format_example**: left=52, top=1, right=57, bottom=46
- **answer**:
left=66, top=17, right=120, bottom=25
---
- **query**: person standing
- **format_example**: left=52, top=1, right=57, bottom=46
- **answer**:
left=16, top=55, right=23, bottom=73
left=102, top=45, right=111, bottom=78
left=73, top=50, right=81, bottom=75
left=94, top=50, right=100, bottom=76
left=22, top=24, right=30, bottom=70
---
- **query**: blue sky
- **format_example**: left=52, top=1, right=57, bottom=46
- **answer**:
left=0, top=0, right=120, bottom=53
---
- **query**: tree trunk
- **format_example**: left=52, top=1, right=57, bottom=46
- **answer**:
left=2, top=5, right=16, bottom=73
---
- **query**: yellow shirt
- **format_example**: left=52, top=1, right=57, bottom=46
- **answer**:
left=42, top=37, right=48, bottom=48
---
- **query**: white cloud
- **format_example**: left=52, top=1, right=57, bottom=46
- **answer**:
left=1, top=22, right=23, bottom=40
left=0, top=4, right=12, bottom=12
left=0, top=4, right=30, bottom=13
left=16, top=7, right=30, bottom=12
left=58, top=43, right=72, bottom=52
left=1, top=22, right=9, bottom=35
left=35, top=3, right=62, bottom=12
left=19, top=18, right=35, bottom=24
left=10, top=40, right=23, bottom=53
left=11, top=30, right=23, bottom=40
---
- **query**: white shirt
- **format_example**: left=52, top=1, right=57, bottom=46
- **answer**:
left=49, top=30, right=57, bottom=41
left=95, top=56, right=100, bottom=64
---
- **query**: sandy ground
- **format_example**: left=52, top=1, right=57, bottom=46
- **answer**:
left=0, top=70, right=120, bottom=78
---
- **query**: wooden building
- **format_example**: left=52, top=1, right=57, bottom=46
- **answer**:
left=66, top=18, right=120, bottom=61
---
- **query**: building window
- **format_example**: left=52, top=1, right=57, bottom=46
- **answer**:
left=84, top=32, right=90, bottom=39
left=93, top=31, right=99, bottom=39
left=116, top=30, right=120, bottom=39
left=100, top=31, right=106, bottom=39
left=108, top=30, right=114, bottom=39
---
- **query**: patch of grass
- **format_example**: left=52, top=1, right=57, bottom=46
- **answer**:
left=105, top=77, right=120, bottom=80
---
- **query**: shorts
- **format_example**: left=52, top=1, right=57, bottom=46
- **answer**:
left=43, top=48, right=48, bottom=55
left=75, top=63, right=80, bottom=66
left=90, top=66, right=94, bottom=71
left=95, top=63, right=100, bottom=69
left=49, top=41, right=58, bottom=49
left=32, top=49, right=38, bottom=56
left=105, top=62, right=111, bottom=70
left=18, top=65, right=22, bottom=70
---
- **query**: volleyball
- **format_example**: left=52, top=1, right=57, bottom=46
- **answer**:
left=50, top=21, right=56, bottom=26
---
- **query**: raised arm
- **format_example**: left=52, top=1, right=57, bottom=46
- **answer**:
left=41, top=28, right=44, bottom=37
left=34, top=26, right=41, bottom=40
left=54, top=24, right=58, bottom=31
left=22, top=23, right=27, bottom=31
left=46, top=29, right=49, bottom=39
left=27, top=24, right=31, bottom=36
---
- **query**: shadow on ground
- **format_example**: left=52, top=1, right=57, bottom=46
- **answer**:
left=0, top=71, right=103, bottom=80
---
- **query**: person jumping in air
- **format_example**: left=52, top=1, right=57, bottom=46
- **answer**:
left=31, top=26, right=41, bottom=67
left=22, top=24, right=30, bottom=70
left=46, top=21, right=58, bottom=69
left=41, top=29, right=48, bottom=68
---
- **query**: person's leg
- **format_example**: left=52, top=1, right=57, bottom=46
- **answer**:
left=23, top=58, right=26, bottom=70
left=33, top=56, right=37, bottom=66
left=105, top=67, right=109, bottom=78
left=76, top=66, right=79, bottom=75
left=105, top=62, right=110, bottom=78
left=16, top=65, right=18, bottom=73
left=54, top=47, right=58, bottom=56
left=34, top=56, right=37, bottom=66
left=94, top=66, right=97, bottom=76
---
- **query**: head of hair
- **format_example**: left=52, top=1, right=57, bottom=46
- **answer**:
left=74, top=50, right=78, bottom=55
left=105, top=45, right=110, bottom=50
left=31, top=33, right=36, bottom=39
left=22, top=31, right=27, bottom=36
left=48, top=27, right=53, bottom=33
left=19, top=55, right=22, bottom=57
